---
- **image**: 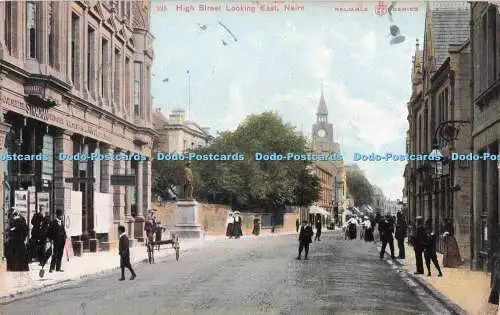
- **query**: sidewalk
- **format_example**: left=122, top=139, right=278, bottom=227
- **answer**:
left=0, top=231, right=295, bottom=303
left=380, top=240, right=497, bottom=315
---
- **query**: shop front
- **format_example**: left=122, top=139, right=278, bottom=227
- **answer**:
left=0, top=80, right=154, bottom=259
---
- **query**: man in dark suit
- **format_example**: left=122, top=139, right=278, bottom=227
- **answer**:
left=395, top=212, right=407, bottom=259
left=413, top=216, right=426, bottom=274
left=379, top=214, right=395, bottom=259
left=48, top=209, right=67, bottom=272
left=297, top=221, right=313, bottom=260
left=118, top=225, right=136, bottom=281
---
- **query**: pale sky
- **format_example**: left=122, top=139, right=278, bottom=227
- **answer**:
left=150, top=2, right=426, bottom=200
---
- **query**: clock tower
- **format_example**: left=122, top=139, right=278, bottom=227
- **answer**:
left=312, top=87, right=334, bottom=153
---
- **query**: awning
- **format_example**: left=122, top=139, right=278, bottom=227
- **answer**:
left=309, top=205, right=331, bottom=217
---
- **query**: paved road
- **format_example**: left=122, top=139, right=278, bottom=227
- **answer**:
left=1, top=231, right=448, bottom=315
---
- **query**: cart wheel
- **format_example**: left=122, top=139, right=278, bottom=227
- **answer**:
left=175, top=247, right=180, bottom=261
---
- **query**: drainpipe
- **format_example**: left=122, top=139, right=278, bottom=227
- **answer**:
left=469, top=3, right=475, bottom=270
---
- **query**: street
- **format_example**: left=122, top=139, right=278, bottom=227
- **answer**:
left=1, top=231, right=448, bottom=315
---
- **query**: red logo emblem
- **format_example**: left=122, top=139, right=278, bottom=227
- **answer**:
left=374, top=1, right=387, bottom=16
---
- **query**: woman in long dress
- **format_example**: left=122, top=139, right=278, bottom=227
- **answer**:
left=226, top=212, right=234, bottom=238
left=364, top=217, right=374, bottom=242
left=442, top=218, right=461, bottom=267
left=232, top=211, right=243, bottom=239
left=6, top=210, right=29, bottom=271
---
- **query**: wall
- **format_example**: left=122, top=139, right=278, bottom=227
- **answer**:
left=151, top=202, right=298, bottom=236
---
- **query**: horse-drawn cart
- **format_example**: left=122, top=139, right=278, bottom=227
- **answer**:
left=146, top=229, right=180, bottom=263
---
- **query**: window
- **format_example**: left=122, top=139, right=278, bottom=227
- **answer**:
left=146, top=66, right=151, bottom=119
left=26, top=1, right=38, bottom=59
left=481, top=13, right=488, bottom=92
left=134, top=62, right=142, bottom=117
left=114, top=48, right=120, bottom=104
left=487, top=6, right=497, bottom=84
left=120, top=1, right=125, bottom=18
left=71, top=13, right=80, bottom=87
left=444, top=88, right=449, bottom=121
left=101, top=38, right=109, bottom=98
left=48, top=2, right=56, bottom=67
left=125, top=57, right=130, bottom=113
left=87, top=26, right=95, bottom=96
left=5, top=2, right=12, bottom=54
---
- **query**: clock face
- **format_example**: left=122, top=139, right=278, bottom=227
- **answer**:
left=317, top=129, right=326, bottom=137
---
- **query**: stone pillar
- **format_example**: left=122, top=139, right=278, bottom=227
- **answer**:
left=112, top=150, right=127, bottom=245
left=124, top=156, right=134, bottom=241
left=134, top=160, right=144, bottom=242
left=99, top=144, right=114, bottom=251
left=100, top=144, right=113, bottom=194
left=54, top=131, right=73, bottom=214
left=0, top=120, right=11, bottom=268
left=143, top=159, right=151, bottom=214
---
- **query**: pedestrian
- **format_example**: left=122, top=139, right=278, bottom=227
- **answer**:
left=360, top=216, right=367, bottom=240
left=379, top=215, right=395, bottom=259
left=363, top=216, right=374, bottom=242
left=28, top=208, right=44, bottom=262
left=47, top=209, right=67, bottom=273
left=297, top=220, right=313, bottom=260
left=5, top=210, right=29, bottom=271
left=232, top=211, right=242, bottom=239
left=423, top=221, right=443, bottom=277
left=296, top=218, right=299, bottom=233
left=252, top=217, right=260, bottom=236
left=395, top=212, right=407, bottom=259
left=314, top=218, right=322, bottom=241
left=441, top=218, right=461, bottom=267
left=144, top=214, right=155, bottom=245
left=118, top=225, right=136, bottom=281
left=155, top=221, right=163, bottom=250
left=226, top=211, right=234, bottom=238
left=488, top=229, right=500, bottom=305
left=413, top=216, right=425, bottom=274
left=37, top=210, right=51, bottom=267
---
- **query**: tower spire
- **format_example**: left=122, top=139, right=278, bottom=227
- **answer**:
left=317, top=83, right=328, bottom=120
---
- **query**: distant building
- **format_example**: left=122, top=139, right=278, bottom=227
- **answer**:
left=372, top=186, right=385, bottom=212
left=153, top=108, right=213, bottom=153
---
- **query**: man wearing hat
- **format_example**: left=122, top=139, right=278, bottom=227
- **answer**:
left=47, top=209, right=67, bottom=272
left=297, top=220, right=313, bottom=260
left=413, top=216, right=426, bottom=274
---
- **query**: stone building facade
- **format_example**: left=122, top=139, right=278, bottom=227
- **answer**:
left=0, top=1, right=156, bottom=259
left=310, top=88, right=347, bottom=224
left=470, top=2, right=500, bottom=270
left=152, top=108, right=212, bottom=153
left=372, top=185, right=385, bottom=212
left=405, top=4, right=472, bottom=260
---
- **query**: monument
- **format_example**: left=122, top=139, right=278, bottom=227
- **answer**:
left=174, top=162, right=202, bottom=238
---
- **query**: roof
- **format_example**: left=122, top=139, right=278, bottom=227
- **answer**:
left=428, top=6, right=470, bottom=68
left=317, top=89, right=328, bottom=115
left=152, top=108, right=169, bottom=127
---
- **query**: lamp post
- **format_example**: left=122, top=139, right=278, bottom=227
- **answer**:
left=428, top=119, right=471, bottom=257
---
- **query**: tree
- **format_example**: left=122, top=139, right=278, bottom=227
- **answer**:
left=346, top=168, right=374, bottom=206
left=191, top=111, right=320, bottom=211
left=151, top=159, right=184, bottom=201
